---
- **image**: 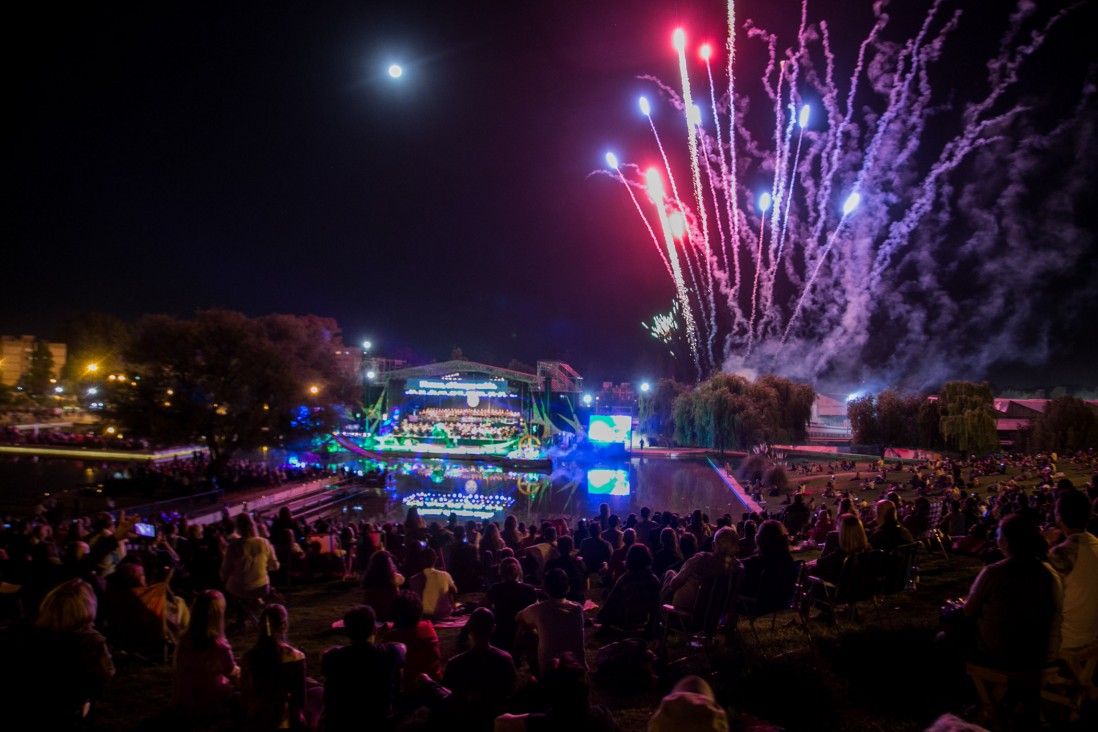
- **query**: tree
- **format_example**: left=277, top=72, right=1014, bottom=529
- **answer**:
left=756, top=375, right=815, bottom=443
left=1028, top=397, right=1098, bottom=452
left=114, top=310, right=353, bottom=476
left=938, top=381, right=999, bottom=455
left=847, top=395, right=880, bottom=446
left=917, top=397, right=944, bottom=449
left=639, top=378, right=687, bottom=446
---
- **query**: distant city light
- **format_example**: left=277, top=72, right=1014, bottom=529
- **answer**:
left=582, top=394, right=593, bottom=406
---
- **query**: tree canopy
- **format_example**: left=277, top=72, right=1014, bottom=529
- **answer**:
left=113, top=310, right=353, bottom=474
left=938, top=381, right=999, bottom=455
left=1027, top=396, right=1098, bottom=452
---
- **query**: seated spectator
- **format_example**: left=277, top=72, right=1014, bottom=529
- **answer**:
left=606, top=528, right=635, bottom=584
left=173, top=590, right=239, bottom=721
left=544, top=535, right=587, bottom=603
left=662, top=527, right=742, bottom=624
left=737, top=520, right=758, bottom=559
left=447, top=525, right=482, bottom=593
left=649, top=674, right=729, bottom=732
left=1045, top=489, right=1098, bottom=651
left=362, top=549, right=404, bottom=622
left=951, top=523, right=991, bottom=557
left=240, top=604, right=309, bottom=732
left=809, top=509, right=834, bottom=547
left=407, top=549, right=458, bottom=620
left=437, top=608, right=516, bottom=729
left=381, top=590, right=441, bottom=695
left=651, top=527, right=682, bottom=577
left=516, top=568, right=586, bottom=678
left=597, top=543, right=660, bottom=632
left=813, top=514, right=872, bottom=586
left=868, top=500, right=915, bottom=552
left=0, top=578, right=114, bottom=729
left=101, top=559, right=189, bottom=659
left=322, top=604, right=406, bottom=732
left=494, top=653, right=615, bottom=732
left=579, top=524, right=613, bottom=578
left=523, top=524, right=560, bottom=584
left=487, top=557, right=538, bottom=654
left=740, top=520, right=795, bottom=600
left=939, top=514, right=1062, bottom=671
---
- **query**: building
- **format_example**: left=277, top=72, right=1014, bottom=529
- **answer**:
left=0, top=336, right=67, bottom=386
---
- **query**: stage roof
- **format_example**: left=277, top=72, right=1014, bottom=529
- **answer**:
left=378, top=359, right=543, bottom=386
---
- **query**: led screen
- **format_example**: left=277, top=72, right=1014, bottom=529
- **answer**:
left=586, top=468, right=630, bottom=496
left=588, top=415, right=631, bottom=445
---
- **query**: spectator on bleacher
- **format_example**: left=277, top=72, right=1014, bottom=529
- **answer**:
left=322, top=604, right=405, bottom=732
left=362, top=550, right=404, bottom=623
left=1045, top=489, right=1098, bottom=651
left=173, top=589, right=239, bottom=721
left=221, top=513, right=279, bottom=630
left=868, top=500, right=915, bottom=552
left=486, top=557, right=538, bottom=654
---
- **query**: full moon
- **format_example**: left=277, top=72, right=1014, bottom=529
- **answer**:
left=388, top=64, right=403, bottom=79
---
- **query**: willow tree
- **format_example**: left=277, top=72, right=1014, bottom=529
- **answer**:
left=938, top=381, right=999, bottom=455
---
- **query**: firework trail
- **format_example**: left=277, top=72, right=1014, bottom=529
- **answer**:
left=600, top=0, right=1094, bottom=385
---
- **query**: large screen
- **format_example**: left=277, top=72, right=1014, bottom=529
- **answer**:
left=588, top=415, right=631, bottom=445
left=586, top=468, right=630, bottom=496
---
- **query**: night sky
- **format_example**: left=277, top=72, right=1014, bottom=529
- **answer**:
left=8, top=1, right=1097, bottom=387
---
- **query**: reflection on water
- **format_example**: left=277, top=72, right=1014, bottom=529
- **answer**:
left=345, top=456, right=748, bottom=525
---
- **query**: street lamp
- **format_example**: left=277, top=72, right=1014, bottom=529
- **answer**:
left=362, top=340, right=372, bottom=352
left=309, top=385, right=320, bottom=396
left=640, top=382, right=651, bottom=393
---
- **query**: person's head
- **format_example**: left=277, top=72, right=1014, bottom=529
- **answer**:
left=622, top=528, right=636, bottom=547
left=608, top=514, right=620, bottom=529
left=500, top=556, right=523, bottom=582
left=588, top=523, right=601, bottom=540
left=258, top=604, right=290, bottom=646
left=556, top=535, right=574, bottom=556
left=235, top=513, right=257, bottom=538
left=117, top=561, right=147, bottom=588
left=504, top=514, right=517, bottom=532
left=625, top=543, right=653, bottom=572
left=997, top=514, right=1044, bottom=560
left=712, top=526, right=740, bottom=557
left=741, top=520, right=758, bottom=540
left=1056, top=489, right=1092, bottom=532
left=598, top=503, right=610, bottom=517
left=188, top=590, right=228, bottom=648
left=837, top=514, right=870, bottom=554
left=679, top=532, right=698, bottom=559
left=756, top=519, right=790, bottom=556
left=640, top=506, right=651, bottom=520
left=364, top=550, right=396, bottom=584
left=544, top=568, right=570, bottom=599
left=542, top=525, right=557, bottom=543
left=876, top=500, right=899, bottom=526
left=659, top=526, right=678, bottom=550
left=94, top=512, right=114, bottom=532
left=466, top=607, right=495, bottom=641
left=37, top=579, right=97, bottom=633
left=838, top=498, right=854, bottom=515
left=343, top=604, right=377, bottom=644
left=390, top=590, right=424, bottom=630
left=649, top=675, right=729, bottom=732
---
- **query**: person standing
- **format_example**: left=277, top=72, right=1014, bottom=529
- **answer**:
left=220, top=513, right=279, bottom=628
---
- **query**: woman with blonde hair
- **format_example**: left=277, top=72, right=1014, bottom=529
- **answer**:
left=1, top=579, right=115, bottom=727
left=173, top=590, right=239, bottom=720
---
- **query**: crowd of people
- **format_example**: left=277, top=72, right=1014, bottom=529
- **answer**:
left=0, top=447, right=1095, bottom=730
